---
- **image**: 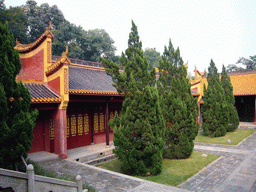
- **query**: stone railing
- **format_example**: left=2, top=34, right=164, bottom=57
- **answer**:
left=0, top=164, right=87, bottom=192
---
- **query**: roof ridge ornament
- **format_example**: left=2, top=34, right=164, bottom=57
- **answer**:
left=46, top=21, right=52, bottom=32
left=62, top=45, right=68, bottom=58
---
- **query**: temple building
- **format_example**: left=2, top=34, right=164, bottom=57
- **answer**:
left=191, top=67, right=256, bottom=123
left=15, top=23, right=253, bottom=159
left=15, top=24, right=122, bottom=159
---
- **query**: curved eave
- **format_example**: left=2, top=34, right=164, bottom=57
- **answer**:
left=14, top=25, right=54, bottom=53
left=31, top=97, right=62, bottom=104
left=69, top=89, right=120, bottom=96
left=46, top=56, right=70, bottom=76
left=192, top=93, right=200, bottom=97
left=190, top=79, right=201, bottom=86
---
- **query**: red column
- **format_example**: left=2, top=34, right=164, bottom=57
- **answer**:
left=106, top=102, right=109, bottom=146
left=53, top=108, right=67, bottom=159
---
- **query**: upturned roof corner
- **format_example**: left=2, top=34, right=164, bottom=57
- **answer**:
left=14, top=22, right=54, bottom=53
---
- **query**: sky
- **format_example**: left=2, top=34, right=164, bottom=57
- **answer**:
left=6, top=0, right=256, bottom=73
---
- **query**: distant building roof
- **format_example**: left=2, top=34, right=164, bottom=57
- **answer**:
left=230, top=72, right=256, bottom=96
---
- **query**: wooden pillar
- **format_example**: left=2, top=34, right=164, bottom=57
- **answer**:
left=106, top=102, right=109, bottom=146
left=53, top=108, right=67, bottom=159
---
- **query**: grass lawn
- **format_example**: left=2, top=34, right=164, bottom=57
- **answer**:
left=194, top=129, right=256, bottom=145
left=97, top=151, right=219, bottom=186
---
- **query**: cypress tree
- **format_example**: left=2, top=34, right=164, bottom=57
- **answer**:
left=221, top=65, right=239, bottom=132
left=157, top=39, right=199, bottom=159
left=101, top=21, right=165, bottom=175
left=202, top=60, right=228, bottom=137
left=0, top=23, right=38, bottom=170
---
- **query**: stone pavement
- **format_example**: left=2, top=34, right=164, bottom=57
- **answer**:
left=180, top=131, right=256, bottom=192
left=34, top=131, right=256, bottom=192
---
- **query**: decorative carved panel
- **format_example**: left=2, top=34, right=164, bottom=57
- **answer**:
left=71, top=115, right=76, bottom=136
left=94, top=113, right=99, bottom=133
left=64, top=68, right=68, bottom=94
left=78, top=114, right=83, bottom=135
left=50, top=118, right=54, bottom=140
left=84, top=114, right=89, bottom=134
left=47, top=41, right=51, bottom=63
left=100, top=113, right=104, bottom=133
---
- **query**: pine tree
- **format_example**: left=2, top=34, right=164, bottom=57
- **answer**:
left=202, top=60, right=228, bottom=137
left=101, top=21, right=165, bottom=175
left=221, top=65, right=239, bottom=132
left=157, top=39, right=199, bottom=159
left=0, top=23, right=38, bottom=170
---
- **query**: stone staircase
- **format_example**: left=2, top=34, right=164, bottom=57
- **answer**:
left=239, top=122, right=256, bottom=129
left=67, top=142, right=116, bottom=165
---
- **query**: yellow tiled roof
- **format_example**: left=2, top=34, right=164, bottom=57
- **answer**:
left=230, top=73, right=256, bottom=96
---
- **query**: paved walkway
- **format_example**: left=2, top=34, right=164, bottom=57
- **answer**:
left=32, top=130, right=256, bottom=192
left=181, top=131, right=256, bottom=192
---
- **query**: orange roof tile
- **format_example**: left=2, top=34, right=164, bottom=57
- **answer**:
left=230, top=73, right=256, bottom=96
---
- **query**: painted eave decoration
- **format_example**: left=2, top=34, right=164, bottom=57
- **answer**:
left=69, top=89, right=119, bottom=96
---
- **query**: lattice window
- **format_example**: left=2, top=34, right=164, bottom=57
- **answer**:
left=99, top=113, right=105, bottom=133
left=78, top=114, right=83, bottom=135
left=71, top=115, right=76, bottom=136
left=66, top=116, right=70, bottom=137
left=94, top=113, right=99, bottom=133
left=50, top=119, right=54, bottom=140
left=84, top=114, right=89, bottom=134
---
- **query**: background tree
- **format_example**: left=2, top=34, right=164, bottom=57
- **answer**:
left=157, top=39, right=199, bottom=159
left=0, top=0, right=6, bottom=25
left=52, top=21, right=83, bottom=59
left=226, top=55, right=256, bottom=72
left=79, top=29, right=117, bottom=62
left=0, top=23, right=38, bottom=170
left=0, top=1, right=29, bottom=44
left=202, top=60, right=228, bottom=137
left=144, top=47, right=161, bottom=70
left=221, top=65, right=239, bottom=132
left=23, top=0, right=65, bottom=42
left=101, top=21, right=165, bottom=176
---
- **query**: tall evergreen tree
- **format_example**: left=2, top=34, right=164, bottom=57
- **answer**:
left=202, top=60, right=228, bottom=137
left=157, top=39, right=199, bottom=159
left=0, top=23, right=38, bottom=170
left=101, top=21, right=165, bottom=175
left=221, top=65, right=239, bottom=132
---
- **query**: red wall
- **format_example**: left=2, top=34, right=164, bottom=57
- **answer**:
left=19, top=49, right=44, bottom=81
left=29, top=116, right=45, bottom=153
left=48, top=76, right=60, bottom=95
left=93, top=132, right=113, bottom=144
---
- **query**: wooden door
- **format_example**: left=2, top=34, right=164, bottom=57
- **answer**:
left=67, top=111, right=91, bottom=149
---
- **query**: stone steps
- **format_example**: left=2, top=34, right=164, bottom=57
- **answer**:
left=86, top=154, right=117, bottom=165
